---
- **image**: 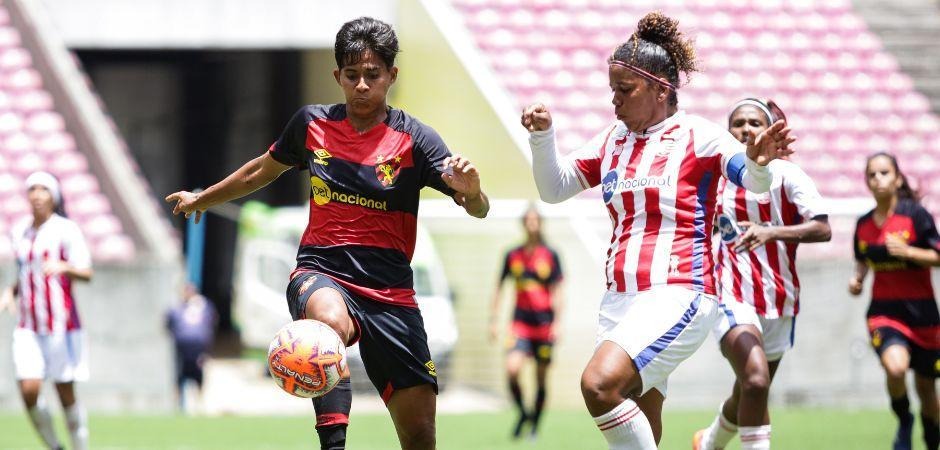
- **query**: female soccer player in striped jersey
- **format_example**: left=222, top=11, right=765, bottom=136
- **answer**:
left=693, top=99, right=831, bottom=450
left=851, top=153, right=939, bottom=450
left=521, top=12, right=795, bottom=449
left=1, top=171, right=93, bottom=450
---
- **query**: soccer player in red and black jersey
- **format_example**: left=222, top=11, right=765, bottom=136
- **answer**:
left=166, top=17, right=489, bottom=450
left=850, top=152, right=939, bottom=450
left=489, top=206, right=564, bottom=440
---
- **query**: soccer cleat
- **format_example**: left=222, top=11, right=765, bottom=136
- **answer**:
left=894, top=414, right=914, bottom=450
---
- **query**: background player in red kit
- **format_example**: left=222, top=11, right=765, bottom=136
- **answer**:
left=850, top=152, right=940, bottom=450
left=490, top=206, right=564, bottom=440
left=166, top=17, right=489, bottom=450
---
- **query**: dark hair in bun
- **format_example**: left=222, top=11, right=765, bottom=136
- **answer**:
left=612, top=12, right=698, bottom=106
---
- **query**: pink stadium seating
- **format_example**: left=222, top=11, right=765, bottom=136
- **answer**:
left=0, top=4, right=135, bottom=262
left=450, top=0, right=940, bottom=258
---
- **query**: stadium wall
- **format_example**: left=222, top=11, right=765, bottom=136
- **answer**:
left=0, top=262, right=179, bottom=412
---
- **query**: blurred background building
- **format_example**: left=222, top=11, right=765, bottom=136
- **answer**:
left=0, top=0, right=939, bottom=412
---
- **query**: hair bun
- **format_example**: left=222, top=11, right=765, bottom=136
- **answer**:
left=636, top=12, right=680, bottom=45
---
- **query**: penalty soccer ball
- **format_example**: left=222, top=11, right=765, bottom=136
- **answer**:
left=267, top=319, right=347, bottom=398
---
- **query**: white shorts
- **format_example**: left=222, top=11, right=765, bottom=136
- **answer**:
left=12, top=328, right=88, bottom=382
left=712, top=300, right=795, bottom=362
left=597, top=285, right=721, bottom=396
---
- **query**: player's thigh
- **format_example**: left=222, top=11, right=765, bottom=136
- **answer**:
left=18, top=379, right=42, bottom=406
left=286, top=272, right=356, bottom=344
left=54, top=382, right=76, bottom=407
left=387, top=384, right=436, bottom=446
left=581, top=341, right=641, bottom=403
left=505, top=348, right=527, bottom=378
left=880, top=343, right=912, bottom=378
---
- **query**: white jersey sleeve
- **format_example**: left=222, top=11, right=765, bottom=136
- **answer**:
left=689, top=115, right=772, bottom=194
left=62, top=220, right=91, bottom=270
left=779, top=161, right=827, bottom=220
left=528, top=125, right=613, bottom=203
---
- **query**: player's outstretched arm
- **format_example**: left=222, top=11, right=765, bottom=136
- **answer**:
left=0, top=285, right=16, bottom=314
left=165, top=153, right=291, bottom=223
left=442, top=153, right=489, bottom=218
left=746, top=120, right=796, bottom=166
left=522, top=103, right=588, bottom=203
left=733, top=216, right=831, bottom=252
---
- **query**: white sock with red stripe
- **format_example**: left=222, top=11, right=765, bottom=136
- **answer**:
left=700, top=408, right=738, bottom=449
left=27, top=401, right=62, bottom=449
left=64, top=402, right=88, bottom=450
left=592, top=399, right=656, bottom=450
left=739, top=425, right=771, bottom=449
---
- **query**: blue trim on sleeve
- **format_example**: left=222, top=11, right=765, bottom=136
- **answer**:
left=726, top=153, right=747, bottom=188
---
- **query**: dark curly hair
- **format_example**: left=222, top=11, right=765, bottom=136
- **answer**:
left=612, top=12, right=698, bottom=106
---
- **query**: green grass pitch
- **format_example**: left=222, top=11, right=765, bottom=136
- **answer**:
left=0, top=408, right=926, bottom=449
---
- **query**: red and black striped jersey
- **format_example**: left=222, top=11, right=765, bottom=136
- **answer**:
left=500, top=244, right=562, bottom=340
left=269, top=104, right=456, bottom=307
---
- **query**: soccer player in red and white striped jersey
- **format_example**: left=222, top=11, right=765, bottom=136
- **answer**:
left=1, top=171, right=93, bottom=450
left=521, top=12, right=795, bottom=450
left=694, top=99, right=831, bottom=450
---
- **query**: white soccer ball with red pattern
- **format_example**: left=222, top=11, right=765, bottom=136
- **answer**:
left=267, top=319, right=347, bottom=398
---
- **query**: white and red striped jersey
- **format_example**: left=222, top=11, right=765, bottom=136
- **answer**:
left=530, top=111, right=772, bottom=296
left=11, top=214, right=91, bottom=334
left=715, top=160, right=826, bottom=318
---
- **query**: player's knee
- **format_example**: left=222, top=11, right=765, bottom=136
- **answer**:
left=398, top=420, right=435, bottom=450
left=884, top=362, right=908, bottom=382
left=740, top=372, right=770, bottom=398
left=580, top=369, right=620, bottom=406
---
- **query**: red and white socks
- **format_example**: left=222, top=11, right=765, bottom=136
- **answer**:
left=593, top=399, right=657, bottom=450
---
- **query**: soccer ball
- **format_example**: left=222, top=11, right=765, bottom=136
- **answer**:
left=267, top=319, right=347, bottom=398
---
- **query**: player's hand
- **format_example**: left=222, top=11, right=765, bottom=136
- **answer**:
left=521, top=103, right=553, bottom=132
left=848, top=276, right=863, bottom=296
left=488, top=321, right=499, bottom=343
left=0, top=288, right=15, bottom=315
left=42, top=260, right=69, bottom=277
left=885, top=234, right=911, bottom=259
left=442, top=153, right=481, bottom=200
left=165, top=191, right=206, bottom=224
left=733, top=221, right=772, bottom=252
left=747, top=120, right=795, bottom=166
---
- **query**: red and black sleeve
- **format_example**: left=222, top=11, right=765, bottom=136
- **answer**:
left=268, top=106, right=311, bottom=168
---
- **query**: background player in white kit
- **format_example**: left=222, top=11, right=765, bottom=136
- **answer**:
left=0, top=171, right=93, bottom=450
left=693, top=99, right=831, bottom=450
left=520, top=12, right=795, bottom=450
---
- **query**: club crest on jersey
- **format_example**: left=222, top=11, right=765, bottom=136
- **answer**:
left=375, top=154, right=402, bottom=187
left=718, top=214, right=740, bottom=243
left=313, top=149, right=332, bottom=166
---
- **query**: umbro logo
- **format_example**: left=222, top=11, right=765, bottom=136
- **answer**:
left=313, top=149, right=332, bottom=165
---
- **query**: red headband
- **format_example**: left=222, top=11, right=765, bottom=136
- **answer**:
left=608, top=59, right=676, bottom=90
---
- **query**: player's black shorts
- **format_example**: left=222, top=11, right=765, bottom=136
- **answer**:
left=509, top=336, right=553, bottom=364
left=286, top=270, right=438, bottom=402
left=871, top=326, right=940, bottom=379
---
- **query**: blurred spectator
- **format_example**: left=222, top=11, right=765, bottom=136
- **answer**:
left=166, top=283, right=217, bottom=413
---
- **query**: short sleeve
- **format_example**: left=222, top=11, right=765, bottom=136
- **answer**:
left=853, top=219, right=864, bottom=262
left=499, top=251, right=512, bottom=281
left=691, top=119, right=747, bottom=185
left=413, top=123, right=457, bottom=197
left=548, top=249, right=563, bottom=284
left=913, top=205, right=940, bottom=252
left=268, top=106, right=310, bottom=168
left=782, top=164, right=827, bottom=220
left=64, top=222, right=91, bottom=270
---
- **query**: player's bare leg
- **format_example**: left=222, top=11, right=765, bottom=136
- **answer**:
left=305, top=287, right=356, bottom=450
left=56, top=382, right=87, bottom=450
left=387, top=384, right=436, bottom=450
left=505, top=349, right=528, bottom=438
left=581, top=341, right=657, bottom=449
left=635, top=388, right=664, bottom=444
left=882, top=344, right=914, bottom=450
left=20, top=379, right=62, bottom=450
left=915, top=374, right=939, bottom=450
